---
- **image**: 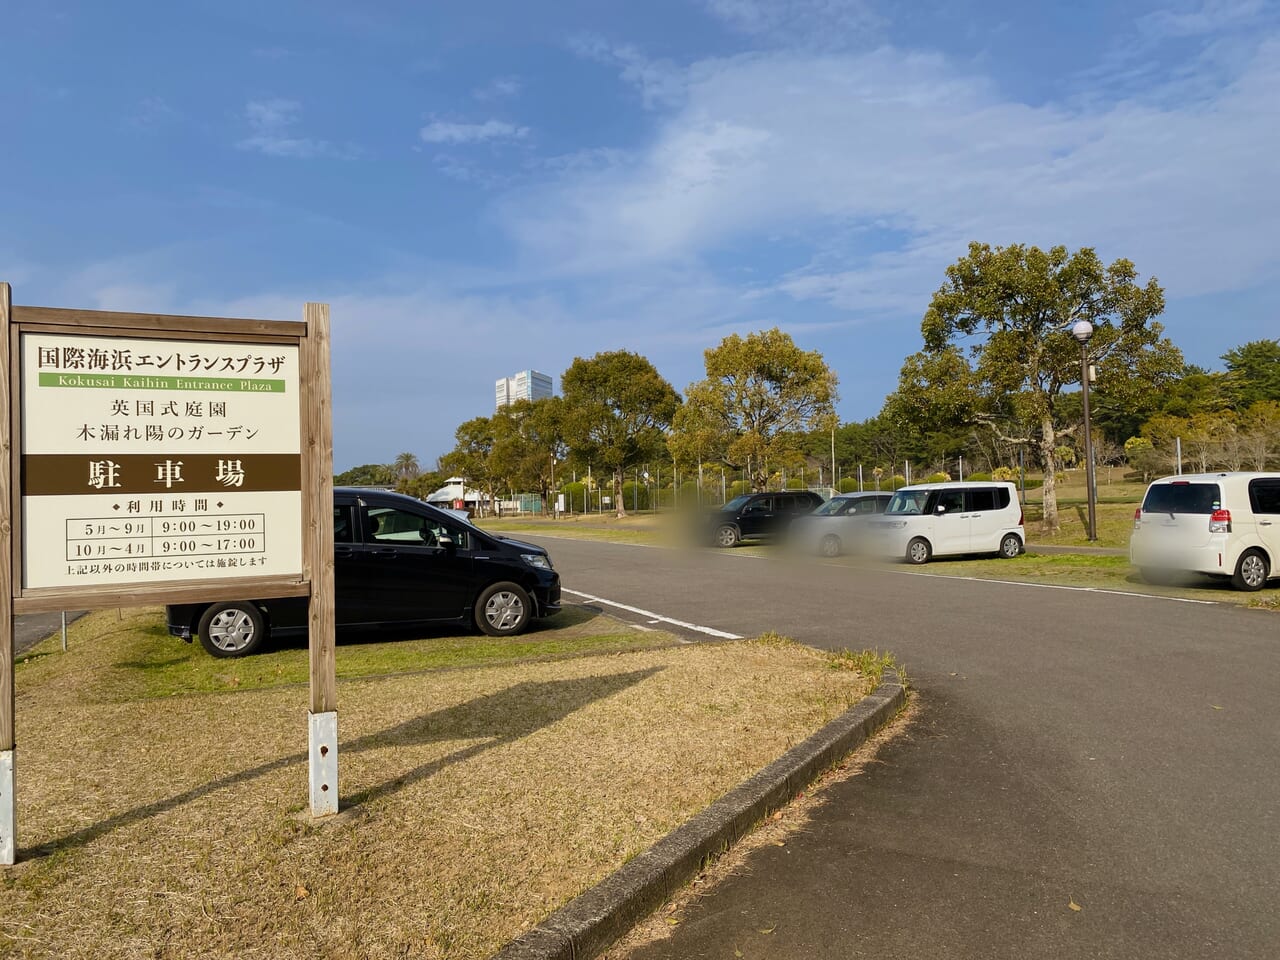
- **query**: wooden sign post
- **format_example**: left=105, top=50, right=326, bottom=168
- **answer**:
left=0, top=284, right=337, bottom=865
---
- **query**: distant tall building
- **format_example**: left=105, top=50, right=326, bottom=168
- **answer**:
left=495, top=369, right=554, bottom=410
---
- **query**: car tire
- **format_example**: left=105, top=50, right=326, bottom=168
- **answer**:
left=1231, top=549, right=1270, bottom=592
left=198, top=602, right=267, bottom=658
left=820, top=534, right=842, bottom=558
left=715, top=524, right=740, bottom=548
left=998, top=533, right=1022, bottom=559
left=906, top=537, right=932, bottom=565
left=476, top=581, right=533, bottom=636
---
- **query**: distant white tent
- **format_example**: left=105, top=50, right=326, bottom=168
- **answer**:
left=425, top=477, right=490, bottom=512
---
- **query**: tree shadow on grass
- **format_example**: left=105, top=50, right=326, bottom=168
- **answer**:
left=23, top=667, right=661, bottom=860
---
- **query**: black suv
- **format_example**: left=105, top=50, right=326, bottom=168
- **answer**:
left=167, top=487, right=561, bottom=657
left=707, top=490, right=825, bottom=547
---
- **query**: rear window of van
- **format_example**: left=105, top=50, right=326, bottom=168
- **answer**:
left=1142, top=482, right=1220, bottom=514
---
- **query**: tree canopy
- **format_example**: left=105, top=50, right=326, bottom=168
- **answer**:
left=894, top=242, right=1181, bottom=531
left=1223, top=339, right=1280, bottom=408
left=560, top=351, right=680, bottom=517
left=675, top=328, right=837, bottom=491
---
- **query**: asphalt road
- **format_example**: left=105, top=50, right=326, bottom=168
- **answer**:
left=533, top=537, right=1280, bottom=960
left=13, top=611, right=83, bottom=656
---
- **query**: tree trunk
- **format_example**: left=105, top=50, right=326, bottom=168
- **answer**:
left=1039, top=415, right=1059, bottom=535
left=614, top=468, right=626, bottom=519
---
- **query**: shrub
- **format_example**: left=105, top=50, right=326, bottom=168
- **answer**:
left=966, top=471, right=992, bottom=482
left=891, top=474, right=907, bottom=489
left=991, top=466, right=1018, bottom=482
left=620, top=480, right=651, bottom=510
left=837, top=478, right=860, bottom=493
left=560, top=481, right=590, bottom=512
left=927, top=471, right=950, bottom=483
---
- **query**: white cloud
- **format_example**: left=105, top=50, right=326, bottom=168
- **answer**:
left=472, top=75, right=523, bottom=100
left=418, top=119, right=530, bottom=144
left=245, top=98, right=300, bottom=130
left=237, top=98, right=355, bottom=159
left=499, top=38, right=1280, bottom=312
left=568, top=34, right=688, bottom=109
left=1139, top=0, right=1266, bottom=39
left=703, top=0, right=885, bottom=47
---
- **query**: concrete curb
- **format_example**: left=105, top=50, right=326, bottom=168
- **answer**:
left=492, top=674, right=909, bottom=960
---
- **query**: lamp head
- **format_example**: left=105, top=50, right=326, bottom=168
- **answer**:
left=1071, top=320, right=1094, bottom=344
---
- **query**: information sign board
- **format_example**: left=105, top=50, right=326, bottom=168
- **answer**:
left=20, top=332, right=302, bottom=589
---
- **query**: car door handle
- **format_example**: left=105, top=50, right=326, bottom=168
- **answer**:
left=1261, top=520, right=1274, bottom=526
left=370, top=547, right=398, bottom=558
left=335, top=547, right=354, bottom=559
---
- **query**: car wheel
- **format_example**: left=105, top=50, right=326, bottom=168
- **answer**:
left=820, top=534, right=842, bottom=558
left=1231, top=549, right=1270, bottom=592
left=198, top=602, right=267, bottom=658
left=476, top=582, right=533, bottom=636
left=715, top=524, right=740, bottom=548
left=906, top=537, right=932, bottom=565
left=998, top=533, right=1022, bottom=559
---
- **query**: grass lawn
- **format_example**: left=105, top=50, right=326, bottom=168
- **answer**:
left=478, top=514, right=666, bottom=546
left=2, top=608, right=882, bottom=959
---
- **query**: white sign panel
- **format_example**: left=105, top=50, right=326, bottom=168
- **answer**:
left=20, top=332, right=303, bottom=590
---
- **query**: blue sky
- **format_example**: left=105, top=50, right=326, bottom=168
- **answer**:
left=5, top=0, right=1279, bottom=471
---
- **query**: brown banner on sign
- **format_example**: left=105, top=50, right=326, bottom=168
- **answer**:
left=23, top=454, right=302, bottom=496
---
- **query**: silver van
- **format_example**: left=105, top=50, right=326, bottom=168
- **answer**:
left=1130, top=472, right=1280, bottom=590
left=869, top=481, right=1024, bottom=564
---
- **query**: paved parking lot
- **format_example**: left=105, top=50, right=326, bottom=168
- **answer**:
left=537, top=538, right=1279, bottom=959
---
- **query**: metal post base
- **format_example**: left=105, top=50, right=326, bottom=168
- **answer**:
left=1, top=750, right=14, bottom=865
left=308, top=712, right=338, bottom=817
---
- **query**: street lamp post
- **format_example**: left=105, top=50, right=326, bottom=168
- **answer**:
left=1072, top=320, right=1098, bottom=541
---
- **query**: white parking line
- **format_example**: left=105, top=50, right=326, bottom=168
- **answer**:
left=563, top=588, right=743, bottom=639
left=905, top=571, right=1220, bottom=603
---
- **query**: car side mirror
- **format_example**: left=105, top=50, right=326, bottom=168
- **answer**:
left=935, top=505, right=946, bottom=514
left=437, top=533, right=455, bottom=549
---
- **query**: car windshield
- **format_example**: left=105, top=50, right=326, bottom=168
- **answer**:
left=812, top=498, right=852, bottom=516
left=885, top=490, right=930, bottom=515
left=721, top=495, right=752, bottom=512
left=1143, top=482, right=1221, bottom=515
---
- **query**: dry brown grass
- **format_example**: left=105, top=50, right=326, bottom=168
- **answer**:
left=2, top=613, right=870, bottom=959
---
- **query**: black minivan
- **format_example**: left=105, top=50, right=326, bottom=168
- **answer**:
left=706, top=490, right=825, bottom=547
left=167, top=487, right=561, bottom=657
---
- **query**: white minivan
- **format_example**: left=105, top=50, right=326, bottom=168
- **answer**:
left=1129, top=472, right=1280, bottom=591
left=869, top=481, right=1024, bottom=564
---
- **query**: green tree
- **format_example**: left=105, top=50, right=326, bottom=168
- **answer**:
left=1123, top=437, right=1163, bottom=483
left=561, top=351, right=680, bottom=518
left=398, top=468, right=446, bottom=500
left=393, top=451, right=421, bottom=481
left=1237, top=400, right=1280, bottom=469
left=676, top=328, right=837, bottom=492
left=492, top=397, right=566, bottom=514
left=1222, top=339, right=1280, bottom=408
left=439, top=417, right=499, bottom=517
left=900, top=242, right=1181, bottom=533
left=333, top=462, right=395, bottom=487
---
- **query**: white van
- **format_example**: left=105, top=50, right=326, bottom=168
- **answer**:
left=1129, top=472, right=1280, bottom=591
left=869, top=481, right=1024, bottom=564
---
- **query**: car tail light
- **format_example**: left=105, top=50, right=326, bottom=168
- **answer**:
left=1133, top=507, right=1142, bottom=528
left=1018, top=508, right=1024, bottom=526
left=1209, top=509, right=1231, bottom=533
